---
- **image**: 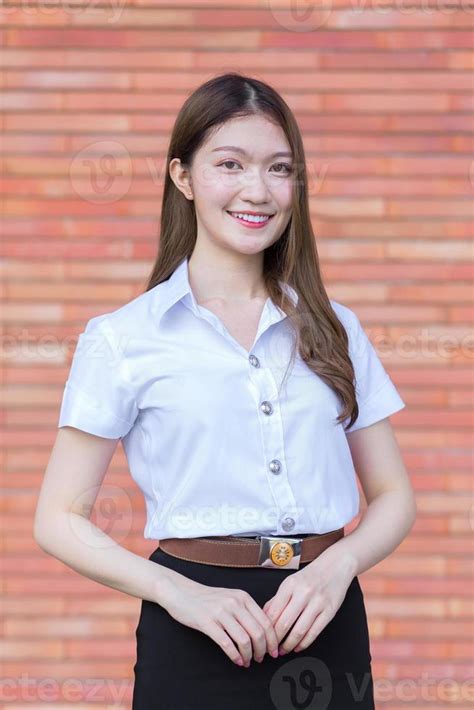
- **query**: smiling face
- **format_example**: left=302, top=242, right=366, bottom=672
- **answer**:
left=169, top=114, right=295, bottom=257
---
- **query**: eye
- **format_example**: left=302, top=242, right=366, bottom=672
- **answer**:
left=217, top=160, right=293, bottom=175
left=219, top=160, right=241, bottom=170
left=272, top=163, right=293, bottom=175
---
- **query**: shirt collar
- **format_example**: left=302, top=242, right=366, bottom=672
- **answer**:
left=153, top=256, right=299, bottom=327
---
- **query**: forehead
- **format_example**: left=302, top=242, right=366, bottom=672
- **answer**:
left=201, top=115, right=292, bottom=158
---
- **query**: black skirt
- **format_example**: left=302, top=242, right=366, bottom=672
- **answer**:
left=132, top=543, right=375, bottom=710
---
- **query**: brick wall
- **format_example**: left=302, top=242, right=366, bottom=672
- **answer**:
left=1, top=2, right=473, bottom=708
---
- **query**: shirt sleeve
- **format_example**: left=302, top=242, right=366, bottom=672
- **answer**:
left=344, top=312, right=406, bottom=433
left=57, top=315, right=139, bottom=439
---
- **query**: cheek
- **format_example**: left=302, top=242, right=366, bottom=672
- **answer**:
left=274, top=181, right=293, bottom=210
left=196, top=183, right=238, bottom=212
left=194, top=166, right=238, bottom=199
left=269, top=179, right=293, bottom=212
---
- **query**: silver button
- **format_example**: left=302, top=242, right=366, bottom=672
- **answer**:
left=260, top=401, right=273, bottom=415
left=249, top=354, right=260, bottom=368
left=282, top=517, right=295, bottom=531
left=269, top=459, right=281, bottom=474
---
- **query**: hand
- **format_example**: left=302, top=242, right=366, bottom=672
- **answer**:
left=159, top=575, right=280, bottom=667
left=262, top=543, right=357, bottom=655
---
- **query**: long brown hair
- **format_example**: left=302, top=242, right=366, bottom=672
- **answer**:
left=144, top=71, right=359, bottom=431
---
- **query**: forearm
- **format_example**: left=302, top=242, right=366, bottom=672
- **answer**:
left=330, top=489, right=417, bottom=577
left=34, top=512, right=192, bottom=606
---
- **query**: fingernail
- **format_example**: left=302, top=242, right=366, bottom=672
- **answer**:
left=271, top=649, right=279, bottom=658
left=255, top=656, right=263, bottom=663
left=279, top=648, right=288, bottom=656
left=236, top=659, right=244, bottom=666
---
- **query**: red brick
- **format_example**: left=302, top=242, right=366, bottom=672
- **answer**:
left=2, top=5, right=472, bottom=696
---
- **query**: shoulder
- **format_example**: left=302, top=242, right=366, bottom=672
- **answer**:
left=81, top=285, right=162, bottom=352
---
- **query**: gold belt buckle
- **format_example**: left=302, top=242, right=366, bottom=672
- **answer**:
left=257, top=536, right=303, bottom=570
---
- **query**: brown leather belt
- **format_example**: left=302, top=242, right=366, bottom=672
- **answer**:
left=158, top=528, right=345, bottom=570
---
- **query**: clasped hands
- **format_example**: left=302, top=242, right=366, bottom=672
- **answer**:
left=261, top=543, right=357, bottom=657
left=159, top=539, right=358, bottom=669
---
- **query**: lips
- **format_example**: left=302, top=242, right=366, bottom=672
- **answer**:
left=226, top=211, right=275, bottom=229
left=227, top=211, right=274, bottom=218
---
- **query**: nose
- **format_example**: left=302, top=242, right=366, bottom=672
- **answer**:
left=238, top=167, right=272, bottom=205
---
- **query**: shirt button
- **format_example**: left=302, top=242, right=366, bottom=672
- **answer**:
left=249, top=354, right=260, bottom=368
left=282, top=517, right=295, bottom=531
left=269, top=459, right=281, bottom=474
left=260, top=401, right=273, bottom=415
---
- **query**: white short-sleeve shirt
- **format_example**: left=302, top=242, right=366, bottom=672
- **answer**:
left=58, top=256, right=406, bottom=540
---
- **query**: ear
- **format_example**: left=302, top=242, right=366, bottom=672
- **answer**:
left=169, top=157, right=194, bottom=201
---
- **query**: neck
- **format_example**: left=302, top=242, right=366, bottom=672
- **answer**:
left=187, top=250, right=268, bottom=303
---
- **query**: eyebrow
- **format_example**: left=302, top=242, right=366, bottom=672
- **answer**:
left=211, top=146, right=293, bottom=159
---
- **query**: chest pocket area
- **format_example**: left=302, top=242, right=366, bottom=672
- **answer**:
left=280, top=356, right=342, bottom=428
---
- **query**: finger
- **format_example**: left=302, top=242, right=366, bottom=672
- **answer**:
left=264, top=585, right=293, bottom=630
left=293, top=608, right=333, bottom=652
left=272, top=597, right=305, bottom=645
left=278, top=604, right=320, bottom=654
left=233, top=606, right=268, bottom=661
left=219, top=612, right=253, bottom=666
left=243, top=599, right=279, bottom=658
left=262, top=597, right=273, bottom=613
left=206, top=620, right=245, bottom=666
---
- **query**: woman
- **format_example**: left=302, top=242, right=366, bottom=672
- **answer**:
left=34, top=72, right=417, bottom=710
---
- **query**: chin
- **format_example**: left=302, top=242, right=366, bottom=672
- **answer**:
left=233, top=243, right=271, bottom=257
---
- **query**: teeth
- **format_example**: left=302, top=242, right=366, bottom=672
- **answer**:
left=230, top=212, right=271, bottom=224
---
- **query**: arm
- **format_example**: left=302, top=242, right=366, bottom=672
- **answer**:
left=329, top=416, right=417, bottom=577
left=262, top=416, right=416, bottom=654
left=34, top=426, right=280, bottom=665
left=33, top=427, right=193, bottom=606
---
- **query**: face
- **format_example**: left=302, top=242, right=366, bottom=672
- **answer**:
left=169, top=114, right=294, bottom=257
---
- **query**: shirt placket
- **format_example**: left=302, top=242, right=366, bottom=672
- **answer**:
left=186, top=291, right=301, bottom=535
left=247, top=327, right=300, bottom=536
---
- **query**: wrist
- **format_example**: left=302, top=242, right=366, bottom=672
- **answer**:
left=333, top=539, right=359, bottom=578
left=152, top=565, right=197, bottom=607
left=312, top=538, right=359, bottom=579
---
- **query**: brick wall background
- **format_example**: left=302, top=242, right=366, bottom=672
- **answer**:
left=1, top=2, right=473, bottom=708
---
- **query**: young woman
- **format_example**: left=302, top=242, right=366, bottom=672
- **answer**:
left=34, top=72, right=416, bottom=710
